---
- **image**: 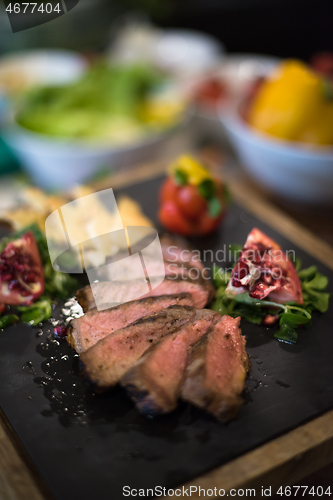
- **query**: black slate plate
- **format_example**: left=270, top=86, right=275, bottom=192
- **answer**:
left=0, top=176, right=332, bottom=500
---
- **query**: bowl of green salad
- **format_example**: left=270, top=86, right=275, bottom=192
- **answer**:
left=3, top=62, right=188, bottom=190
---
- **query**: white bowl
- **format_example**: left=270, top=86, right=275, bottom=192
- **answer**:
left=153, top=29, right=224, bottom=76
left=220, top=104, right=333, bottom=205
left=0, top=49, right=87, bottom=94
left=185, top=54, right=279, bottom=146
left=2, top=120, right=187, bottom=191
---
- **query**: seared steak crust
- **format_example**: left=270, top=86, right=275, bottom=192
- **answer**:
left=80, top=305, right=196, bottom=390
left=67, top=293, right=194, bottom=353
left=181, top=316, right=251, bottom=422
left=121, top=309, right=220, bottom=416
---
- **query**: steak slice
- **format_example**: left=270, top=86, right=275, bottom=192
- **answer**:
left=160, top=234, right=209, bottom=279
left=80, top=305, right=196, bottom=391
left=68, top=293, right=194, bottom=353
left=121, top=309, right=219, bottom=416
left=77, top=276, right=215, bottom=312
left=181, top=316, right=251, bottom=422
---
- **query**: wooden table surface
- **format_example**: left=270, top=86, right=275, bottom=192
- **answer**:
left=0, top=152, right=333, bottom=499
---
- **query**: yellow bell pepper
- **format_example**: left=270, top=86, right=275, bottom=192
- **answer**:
left=247, top=60, right=333, bottom=145
left=138, top=99, right=185, bottom=127
left=169, top=155, right=212, bottom=185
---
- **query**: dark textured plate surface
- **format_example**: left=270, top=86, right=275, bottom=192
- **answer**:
left=0, top=176, right=332, bottom=500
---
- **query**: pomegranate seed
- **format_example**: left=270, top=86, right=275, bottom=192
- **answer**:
left=25, top=273, right=36, bottom=283
left=262, top=274, right=272, bottom=285
left=1, top=274, right=13, bottom=281
left=232, top=278, right=243, bottom=288
left=233, top=261, right=249, bottom=280
left=54, top=325, right=68, bottom=338
left=8, top=280, right=19, bottom=290
left=249, top=282, right=269, bottom=299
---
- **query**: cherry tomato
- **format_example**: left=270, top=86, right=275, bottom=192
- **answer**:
left=196, top=210, right=225, bottom=236
left=311, top=52, right=333, bottom=78
left=194, top=78, right=227, bottom=109
left=176, top=184, right=207, bottom=219
left=159, top=177, right=179, bottom=204
left=158, top=201, right=193, bottom=236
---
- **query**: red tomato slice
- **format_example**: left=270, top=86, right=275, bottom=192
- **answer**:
left=158, top=201, right=193, bottom=236
left=176, top=184, right=207, bottom=219
left=196, top=209, right=225, bottom=236
left=159, top=177, right=179, bottom=204
left=226, top=228, right=303, bottom=304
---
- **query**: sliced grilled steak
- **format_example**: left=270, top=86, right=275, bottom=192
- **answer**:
left=80, top=305, right=196, bottom=390
left=77, top=276, right=215, bottom=312
left=160, top=234, right=209, bottom=279
left=121, top=309, right=219, bottom=416
left=181, top=316, right=251, bottom=422
left=98, top=257, right=194, bottom=283
left=68, top=293, right=194, bottom=353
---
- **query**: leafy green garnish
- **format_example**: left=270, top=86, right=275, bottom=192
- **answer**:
left=18, top=298, right=52, bottom=326
left=16, top=62, right=164, bottom=140
left=174, top=169, right=188, bottom=186
left=0, top=315, right=19, bottom=329
left=208, top=197, right=222, bottom=218
left=211, top=253, right=330, bottom=344
left=0, top=224, right=78, bottom=329
left=301, top=267, right=330, bottom=313
left=274, top=324, right=298, bottom=344
left=198, top=179, right=216, bottom=200
left=229, top=243, right=242, bottom=265
left=212, top=264, right=230, bottom=289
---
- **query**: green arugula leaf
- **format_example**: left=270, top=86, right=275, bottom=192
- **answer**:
left=212, top=264, right=230, bottom=289
left=211, top=297, right=231, bottom=316
left=19, top=297, right=52, bottom=326
left=280, top=312, right=310, bottom=328
left=208, top=197, right=222, bottom=218
left=304, top=289, right=330, bottom=313
left=232, top=293, right=284, bottom=310
left=229, top=243, right=242, bottom=264
left=21, top=308, right=46, bottom=326
left=290, top=255, right=302, bottom=273
left=174, top=169, right=188, bottom=186
left=198, top=179, right=216, bottom=199
left=44, top=263, right=78, bottom=299
left=304, top=274, right=328, bottom=291
left=298, top=265, right=317, bottom=281
left=0, top=315, right=19, bottom=329
left=274, top=324, right=298, bottom=344
left=299, top=266, right=330, bottom=313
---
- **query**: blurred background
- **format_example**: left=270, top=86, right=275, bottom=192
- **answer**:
left=0, top=0, right=333, bottom=243
left=1, top=0, right=332, bottom=57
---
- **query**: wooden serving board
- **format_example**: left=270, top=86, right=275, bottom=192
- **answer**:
left=0, top=160, right=333, bottom=500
